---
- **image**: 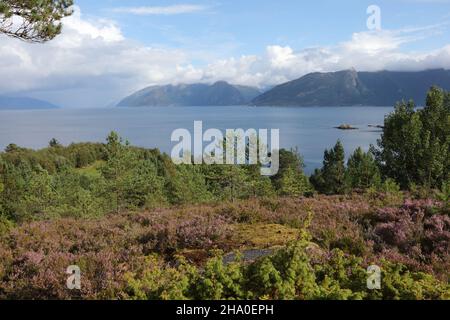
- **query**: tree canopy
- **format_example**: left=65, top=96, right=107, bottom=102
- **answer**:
left=0, top=0, right=73, bottom=42
left=310, top=140, right=347, bottom=195
left=372, top=87, right=450, bottom=189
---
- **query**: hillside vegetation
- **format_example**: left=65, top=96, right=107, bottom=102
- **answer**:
left=0, top=88, right=448, bottom=300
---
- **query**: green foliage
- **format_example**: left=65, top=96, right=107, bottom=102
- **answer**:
left=373, top=87, right=450, bottom=189
left=195, top=253, right=246, bottom=300
left=0, top=88, right=448, bottom=300
left=378, top=262, right=449, bottom=300
left=0, top=213, right=13, bottom=236
left=311, top=141, right=346, bottom=194
left=49, top=138, right=61, bottom=148
left=374, top=178, right=403, bottom=204
left=314, top=249, right=367, bottom=299
left=1, top=195, right=448, bottom=300
left=124, top=255, right=198, bottom=300
left=202, top=165, right=253, bottom=202
left=346, top=147, right=381, bottom=190
left=272, top=149, right=312, bottom=197
left=436, top=180, right=450, bottom=203
left=4, top=143, right=25, bottom=153
left=278, top=167, right=312, bottom=196
left=14, top=167, right=54, bottom=221
left=380, top=178, right=400, bottom=194
left=166, top=164, right=212, bottom=205
left=0, top=132, right=318, bottom=222
left=309, top=87, right=450, bottom=194
left=101, top=132, right=168, bottom=212
left=123, top=234, right=449, bottom=300
left=436, top=180, right=450, bottom=214
left=0, top=0, right=74, bottom=42
left=1, top=142, right=106, bottom=173
left=245, top=232, right=318, bottom=299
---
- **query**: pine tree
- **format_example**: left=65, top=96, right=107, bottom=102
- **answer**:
left=346, top=147, right=381, bottom=190
left=272, top=149, right=311, bottom=197
left=311, top=141, right=346, bottom=194
left=101, top=132, right=137, bottom=213
left=0, top=0, right=73, bottom=42
left=49, top=138, right=61, bottom=148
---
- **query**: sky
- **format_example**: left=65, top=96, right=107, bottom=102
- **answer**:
left=0, top=0, right=449, bottom=108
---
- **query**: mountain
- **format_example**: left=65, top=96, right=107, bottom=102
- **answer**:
left=0, top=96, right=59, bottom=110
left=117, top=81, right=261, bottom=107
left=251, top=69, right=450, bottom=107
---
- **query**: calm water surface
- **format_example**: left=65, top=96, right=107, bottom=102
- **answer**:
left=0, top=106, right=393, bottom=174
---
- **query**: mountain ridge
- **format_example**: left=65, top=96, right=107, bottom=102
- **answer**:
left=117, top=69, right=450, bottom=108
left=0, top=96, right=59, bottom=110
left=251, top=69, right=450, bottom=107
left=117, top=81, right=262, bottom=107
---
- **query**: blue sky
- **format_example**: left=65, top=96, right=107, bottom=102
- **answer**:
left=0, top=0, right=449, bottom=107
left=77, top=0, right=450, bottom=56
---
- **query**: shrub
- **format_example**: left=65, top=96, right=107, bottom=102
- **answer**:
left=369, top=199, right=449, bottom=266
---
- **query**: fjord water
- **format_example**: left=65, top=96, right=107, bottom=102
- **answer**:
left=0, top=106, right=392, bottom=174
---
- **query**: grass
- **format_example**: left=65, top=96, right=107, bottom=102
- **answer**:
left=231, top=223, right=300, bottom=248
left=178, top=223, right=300, bottom=265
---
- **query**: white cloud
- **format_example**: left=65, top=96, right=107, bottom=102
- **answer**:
left=111, top=4, right=208, bottom=15
left=0, top=6, right=196, bottom=107
left=62, top=9, right=124, bottom=43
left=190, top=25, right=450, bottom=88
left=0, top=6, right=449, bottom=107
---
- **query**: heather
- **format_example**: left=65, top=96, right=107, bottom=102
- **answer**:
left=0, top=196, right=448, bottom=300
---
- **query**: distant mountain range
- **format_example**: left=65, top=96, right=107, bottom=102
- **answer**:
left=252, top=69, right=450, bottom=107
left=0, top=96, right=58, bottom=110
left=117, top=81, right=262, bottom=107
left=116, top=69, right=450, bottom=108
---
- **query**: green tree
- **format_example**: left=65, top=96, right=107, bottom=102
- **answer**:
left=311, top=141, right=346, bottom=194
left=101, top=132, right=166, bottom=212
left=419, top=87, right=449, bottom=188
left=271, top=149, right=312, bottom=197
left=372, top=101, right=421, bottom=188
left=46, top=169, right=106, bottom=218
left=203, top=165, right=251, bottom=203
left=4, top=143, right=22, bottom=153
left=372, top=87, right=449, bottom=189
left=165, top=164, right=211, bottom=205
left=101, top=132, right=137, bottom=213
left=0, top=159, right=32, bottom=220
left=0, top=157, right=6, bottom=229
left=0, top=0, right=73, bottom=42
left=49, top=138, right=61, bottom=148
left=278, top=167, right=312, bottom=197
left=15, top=167, right=55, bottom=221
left=345, top=147, right=381, bottom=190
